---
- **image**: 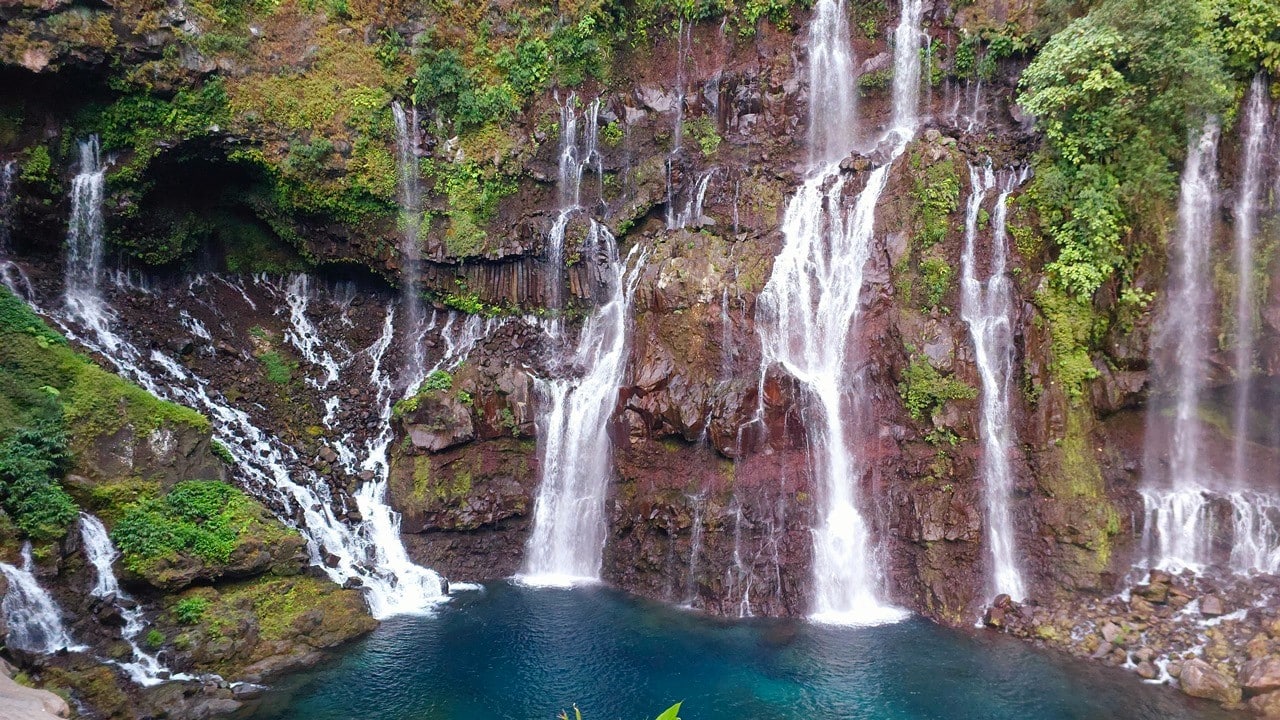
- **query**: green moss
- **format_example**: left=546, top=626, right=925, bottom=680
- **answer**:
left=174, top=596, right=210, bottom=625
left=1034, top=285, right=1101, bottom=402
left=857, top=68, right=893, bottom=94
left=110, top=480, right=294, bottom=576
left=911, top=151, right=960, bottom=251
left=919, top=255, right=953, bottom=311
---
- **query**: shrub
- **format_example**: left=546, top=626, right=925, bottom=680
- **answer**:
left=0, top=423, right=77, bottom=541
left=259, top=351, right=294, bottom=385
left=173, top=597, right=209, bottom=625
left=111, top=480, right=250, bottom=572
left=898, top=355, right=976, bottom=422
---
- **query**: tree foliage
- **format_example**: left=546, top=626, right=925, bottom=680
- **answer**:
left=1019, top=0, right=1233, bottom=298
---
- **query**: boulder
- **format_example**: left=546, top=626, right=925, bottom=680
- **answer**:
left=0, top=672, right=69, bottom=718
left=1249, top=690, right=1280, bottom=718
left=1179, top=659, right=1242, bottom=704
left=1200, top=595, right=1226, bottom=617
left=1136, top=661, right=1158, bottom=680
left=1239, top=658, right=1280, bottom=696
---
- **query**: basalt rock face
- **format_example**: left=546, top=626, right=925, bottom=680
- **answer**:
left=1, top=0, right=1143, bottom=628
left=0, top=0, right=1278, bottom=711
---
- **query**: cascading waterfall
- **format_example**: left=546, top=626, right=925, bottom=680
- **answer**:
left=806, top=0, right=856, bottom=164
left=756, top=0, right=922, bottom=624
left=0, top=160, right=31, bottom=297
left=1140, top=122, right=1227, bottom=573
left=665, top=20, right=693, bottom=228
left=547, top=95, right=602, bottom=336
left=0, top=544, right=80, bottom=654
left=960, top=163, right=1029, bottom=601
left=0, top=160, right=13, bottom=249
left=1230, top=75, right=1272, bottom=486
left=64, top=136, right=114, bottom=347
left=392, top=101, right=427, bottom=387
left=47, top=272, right=457, bottom=618
left=672, top=168, right=718, bottom=230
left=521, top=223, right=644, bottom=584
left=80, top=514, right=184, bottom=685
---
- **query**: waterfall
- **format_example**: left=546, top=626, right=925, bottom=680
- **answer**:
left=1230, top=75, right=1272, bottom=487
left=672, top=168, right=718, bottom=230
left=392, top=101, right=427, bottom=388
left=45, top=272, right=463, bottom=619
left=547, top=96, right=602, bottom=336
left=521, top=223, right=644, bottom=584
left=1140, top=122, right=1224, bottom=573
left=0, top=544, right=81, bottom=654
left=80, top=514, right=183, bottom=685
left=0, top=160, right=13, bottom=251
left=889, top=0, right=925, bottom=135
left=960, top=163, right=1029, bottom=601
left=64, top=136, right=115, bottom=348
left=806, top=0, right=856, bottom=164
left=0, top=160, right=30, bottom=298
left=665, top=20, right=693, bottom=228
left=756, top=0, right=923, bottom=624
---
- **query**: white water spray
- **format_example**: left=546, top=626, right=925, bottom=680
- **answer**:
left=80, top=514, right=186, bottom=685
left=1141, top=123, right=1231, bottom=573
left=63, top=136, right=115, bottom=348
left=1230, top=75, right=1273, bottom=487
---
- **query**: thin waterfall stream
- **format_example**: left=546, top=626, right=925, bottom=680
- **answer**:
left=960, top=163, right=1030, bottom=601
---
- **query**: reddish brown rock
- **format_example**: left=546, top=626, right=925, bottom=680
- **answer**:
left=1179, top=659, right=1242, bottom=705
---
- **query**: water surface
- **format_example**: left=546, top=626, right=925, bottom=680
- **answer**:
left=251, top=582, right=1233, bottom=720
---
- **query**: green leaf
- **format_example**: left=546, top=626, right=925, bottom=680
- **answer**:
left=655, top=703, right=682, bottom=720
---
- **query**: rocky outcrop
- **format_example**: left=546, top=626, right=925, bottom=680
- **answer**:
left=0, top=670, right=68, bottom=720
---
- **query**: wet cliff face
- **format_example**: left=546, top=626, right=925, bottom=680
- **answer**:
left=0, top=0, right=1276, bottom=639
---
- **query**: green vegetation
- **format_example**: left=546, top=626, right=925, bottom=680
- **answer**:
left=919, top=256, right=953, bottom=311
left=911, top=153, right=960, bottom=250
left=898, top=354, right=976, bottom=423
left=173, top=596, right=210, bottom=625
left=682, top=117, right=721, bottom=157
left=259, top=351, right=295, bottom=385
left=111, top=480, right=257, bottom=573
left=1019, top=0, right=1232, bottom=299
left=0, top=287, right=212, bottom=542
left=0, top=424, right=77, bottom=541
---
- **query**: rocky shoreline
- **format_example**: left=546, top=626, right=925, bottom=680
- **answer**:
left=986, top=570, right=1280, bottom=717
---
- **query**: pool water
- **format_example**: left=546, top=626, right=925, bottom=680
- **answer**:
left=249, top=582, right=1234, bottom=720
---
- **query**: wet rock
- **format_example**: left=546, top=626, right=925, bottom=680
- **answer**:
left=1201, top=595, right=1226, bottom=617
left=1136, top=661, right=1158, bottom=680
left=1240, top=658, right=1280, bottom=696
left=1249, top=690, right=1280, bottom=717
left=1135, top=583, right=1169, bottom=604
left=1179, top=659, right=1242, bottom=704
left=318, top=446, right=339, bottom=464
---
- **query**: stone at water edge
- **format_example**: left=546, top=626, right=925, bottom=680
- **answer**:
left=1239, top=658, right=1280, bottom=696
left=1201, top=595, right=1226, bottom=617
left=1179, top=659, right=1242, bottom=705
left=1136, top=661, right=1159, bottom=680
left=1249, top=690, right=1280, bottom=718
left=0, top=672, right=69, bottom=719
